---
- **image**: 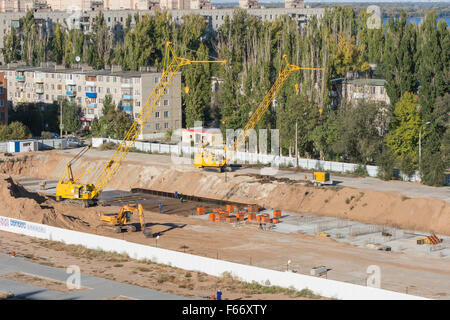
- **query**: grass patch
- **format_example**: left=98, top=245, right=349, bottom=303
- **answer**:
left=219, top=272, right=321, bottom=299
left=37, top=240, right=130, bottom=263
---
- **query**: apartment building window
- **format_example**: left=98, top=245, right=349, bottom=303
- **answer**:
left=136, top=100, right=140, bottom=106
left=98, top=76, right=103, bottom=81
left=380, top=87, right=385, bottom=95
left=78, top=86, right=81, bottom=92
left=156, top=123, right=160, bottom=130
left=106, top=77, right=110, bottom=82
left=135, top=89, right=140, bottom=95
left=51, top=84, right=54, bottom=90
left=163, top=100, right=169, bottom=106
left=164, top=123, right=168, bottom=129
left=46, top=94, right=49, bottom=100
left=107, top=88, right=110, bottom=94
left=155, top=112, right=160, bottom=118
left=164, top=111, right=169, bottom=118
left=155, top=77, right=159, bottom=83
left=0, top=100, right=3, bottom=107
left=57, top=84, right=62, bottom=90
left=134, top=78, right=140, bottom=84
left=99, top=87, right=103, bottom=93
left=113, top=77, right=116, bottom=82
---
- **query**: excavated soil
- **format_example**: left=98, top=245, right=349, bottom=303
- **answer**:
left=0, top=150, right=449, bottom=235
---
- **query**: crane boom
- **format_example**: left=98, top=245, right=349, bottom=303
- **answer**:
left=228, top=55, right=324, bottom=162
left=56, top=42, right=226, bottom=204
left=195, top=55, right=324, bottom=170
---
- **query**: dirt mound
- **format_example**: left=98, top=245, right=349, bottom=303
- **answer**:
left=0, top=175, right=96, bottom=230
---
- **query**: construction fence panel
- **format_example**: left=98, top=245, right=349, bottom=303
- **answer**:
left=0, top=216, right=426, bottom=301
left=91, top=138, right=449, bottom=185
left=0, top=142, right=7, bottom=152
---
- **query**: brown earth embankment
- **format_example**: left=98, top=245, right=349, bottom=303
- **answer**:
left=1, top=150, right=449, bottom=235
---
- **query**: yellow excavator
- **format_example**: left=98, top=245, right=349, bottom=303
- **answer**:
left=56, top=42, right=226, bottom=206
left=194, top=55, right=325, bottom=171
left=100, top=203, right=152, bottom=237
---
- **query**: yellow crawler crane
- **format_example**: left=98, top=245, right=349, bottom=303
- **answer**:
left=194, top=55, right=325, bottom=171
left=56, top=42, right=226, bottom=206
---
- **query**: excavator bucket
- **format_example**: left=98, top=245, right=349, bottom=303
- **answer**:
left=143, top=227, right=152, bottom=238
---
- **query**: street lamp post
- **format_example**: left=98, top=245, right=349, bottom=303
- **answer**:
left=419, top=121, right=431, bottom=175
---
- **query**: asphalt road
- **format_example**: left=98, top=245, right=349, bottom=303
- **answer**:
left=0, top=254, right=185, bottom=300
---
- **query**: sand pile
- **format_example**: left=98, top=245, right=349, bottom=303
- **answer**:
left=0, top=175, right=95, bottom=230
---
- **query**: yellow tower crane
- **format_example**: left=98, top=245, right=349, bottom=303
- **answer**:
left=194, top=55, right=325, bottom=171
left=56, top=42, right=226, bottom=207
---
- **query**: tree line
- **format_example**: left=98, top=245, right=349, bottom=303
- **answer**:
left=1, top=8, right=448, bottom=185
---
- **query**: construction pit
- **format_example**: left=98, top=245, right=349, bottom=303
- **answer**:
left=1, top=148, right=450, bottom=299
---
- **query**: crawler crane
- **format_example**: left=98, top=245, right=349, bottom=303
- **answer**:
left=56, top=42, right=226, bottom=206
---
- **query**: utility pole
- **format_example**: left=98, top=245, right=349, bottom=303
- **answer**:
left=419, top=121, right=430, bottom=176
left=59, top=99, right=63, bottom=149
left=295, top=121, right=298, bottom=163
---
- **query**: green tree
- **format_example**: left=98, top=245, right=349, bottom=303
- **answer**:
left=386, top=92, right=422, bottom=172
left=62, top=102, right=81, bottom=133
left=0, top=122, right=32, bottom=141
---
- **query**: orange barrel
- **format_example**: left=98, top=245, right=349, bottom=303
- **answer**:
left=247, top=213, right=256, bottom=220
left=272, top=218, right=279, bottom=224
left=256, top=215, right=262, bottom=222
left=220, top=211, right=229, bottom=217
left=197, top=207, right=206, bottom=215
left=273, top=210, right=281, bottom=218
left=209, top=213, right=215, bottom=220
left=226, top=216, right=237, bottom=223
left=236, top=212, right=245, bottom=219
left=262, top=216, right=271, bottom=223
left=247, top=204, right=258, bottom=212
left=213, top=208, right=221, bottom=213
left=226, top=204, right=235, bottom=212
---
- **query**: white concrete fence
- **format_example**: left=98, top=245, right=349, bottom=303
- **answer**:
left=0, top=139, right=67, bottom=152
left=0, top=216, right=426, bottom=300
left=92, top=137, right=434, bottom=184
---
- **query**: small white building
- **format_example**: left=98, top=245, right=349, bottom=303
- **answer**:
left=181, top=128, right=223, bottom=146
left=8, top=140, right=38, bottom=153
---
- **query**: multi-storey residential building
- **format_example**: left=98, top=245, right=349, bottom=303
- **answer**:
left=0, top=64, right=181, bottom=136
left=0, top=0, right=35, bottom=12
left=331, top=70, right=391, bottom=108
left=0, top=7, right=323, bottom=50
left=239, top=0, right=258, bottom=9
left=0, top=72, right=8, bottom=125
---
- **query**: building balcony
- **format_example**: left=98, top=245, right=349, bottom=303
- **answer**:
left=85, top=81, right=96, bottom=87
left=122, top=94, right=133, bottom=100
left=66, top=91, right=76, bottom=96
left=86, top=92, right=97, bottom=98
left=66, top=79, right=76, bottom=86
left=35, top=78, right=44, bottom=83
left=120, top=106, right=133, bottom=111
left=16, top=76, right=25, bottom=82
left=88, top=103, right=97, bottom=108
left=36, top=88, right=44, bottom=94
left=121, top=83, right=133, bottom=88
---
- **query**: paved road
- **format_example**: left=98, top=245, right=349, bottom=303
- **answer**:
left=0, top=254, right=185, bottom=300
left=56, top=148, right=450, bottom=203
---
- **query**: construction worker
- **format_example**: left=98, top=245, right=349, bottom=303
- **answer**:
left=158, top=203, right=162, bottom=213
left=174, top=191, right=179, bottom=199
